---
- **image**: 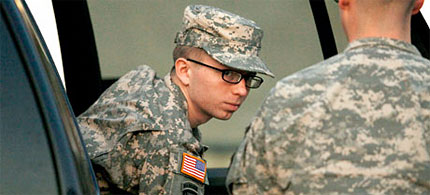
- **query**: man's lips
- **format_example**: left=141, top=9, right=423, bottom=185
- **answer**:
left=225, top=102, right=241, bottom=111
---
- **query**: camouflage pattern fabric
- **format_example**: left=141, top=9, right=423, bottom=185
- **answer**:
left=175, top=5, right=274, bottom=77
left=227, top=38, right=430, bottom=194
left=78, top=65, right=209, bottom=194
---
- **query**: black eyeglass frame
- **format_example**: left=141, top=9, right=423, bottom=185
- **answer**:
left=186, top=58, right=264, bottom=89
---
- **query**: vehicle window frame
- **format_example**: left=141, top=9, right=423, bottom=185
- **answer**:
left=1, top=7, right=58, bottom=194
left=1, top=0, right=99, bottom=194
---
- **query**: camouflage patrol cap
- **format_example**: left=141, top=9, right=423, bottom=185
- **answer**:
left=174, top=5, right=274, bottom=77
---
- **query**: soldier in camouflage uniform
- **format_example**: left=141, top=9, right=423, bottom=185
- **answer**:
left=227, top=0, right=430, bottom=194
left=78, top=4, right=273, bottom=195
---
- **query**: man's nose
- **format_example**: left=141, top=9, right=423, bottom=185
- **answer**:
left=233, top=79, right=249, bottom=97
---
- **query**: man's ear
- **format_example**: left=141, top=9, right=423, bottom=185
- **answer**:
left=174, top=58, right=191, bottom=86
left=412, top=0, right=424, bottom=15
left=338, top=0, right=351, bottom=11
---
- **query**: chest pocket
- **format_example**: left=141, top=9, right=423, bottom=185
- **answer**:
left=168, top=150, right=209, bottom=195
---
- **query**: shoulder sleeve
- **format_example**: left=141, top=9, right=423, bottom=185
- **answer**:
left=135, top=130, right=208, bottom=195
left=106, top=129, right=207, bottom=194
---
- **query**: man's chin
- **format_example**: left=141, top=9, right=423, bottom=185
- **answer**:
left=214, top=112, right=234, bottom=120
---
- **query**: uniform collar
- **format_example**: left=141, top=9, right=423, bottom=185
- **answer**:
left=165, top=73, right=208, bottom=150
left=164, top=73, right=189, bottom=113
left=345, top=37, right=422, bottom=56
left=164, top=73, right=199, bottom=133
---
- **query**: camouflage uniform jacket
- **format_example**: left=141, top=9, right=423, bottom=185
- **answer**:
left=227, top=38, right=430, bottom=194
left=78, top=65, right=209, bottom=194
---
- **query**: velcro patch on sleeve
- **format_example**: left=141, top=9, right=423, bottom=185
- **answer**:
left=180, top=153, right=207, bottom=183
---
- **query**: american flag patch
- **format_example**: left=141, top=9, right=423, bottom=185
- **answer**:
left=180, top=153, right=206, bottom=183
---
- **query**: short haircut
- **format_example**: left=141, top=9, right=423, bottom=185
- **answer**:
left=173, top=46, right=207, bottom=63
left=171, top=46, right=207, bottom=72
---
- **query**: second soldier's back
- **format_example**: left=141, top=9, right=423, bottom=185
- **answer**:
left=227, top=0, right=430, bottom=194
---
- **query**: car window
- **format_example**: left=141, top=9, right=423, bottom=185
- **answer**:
left=0, top=11, right=58, bottom=194
left=87, top=0, right=331, bottom=168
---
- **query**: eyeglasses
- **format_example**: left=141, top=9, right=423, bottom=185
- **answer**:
left=186, top=58, right=263, bottom=89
